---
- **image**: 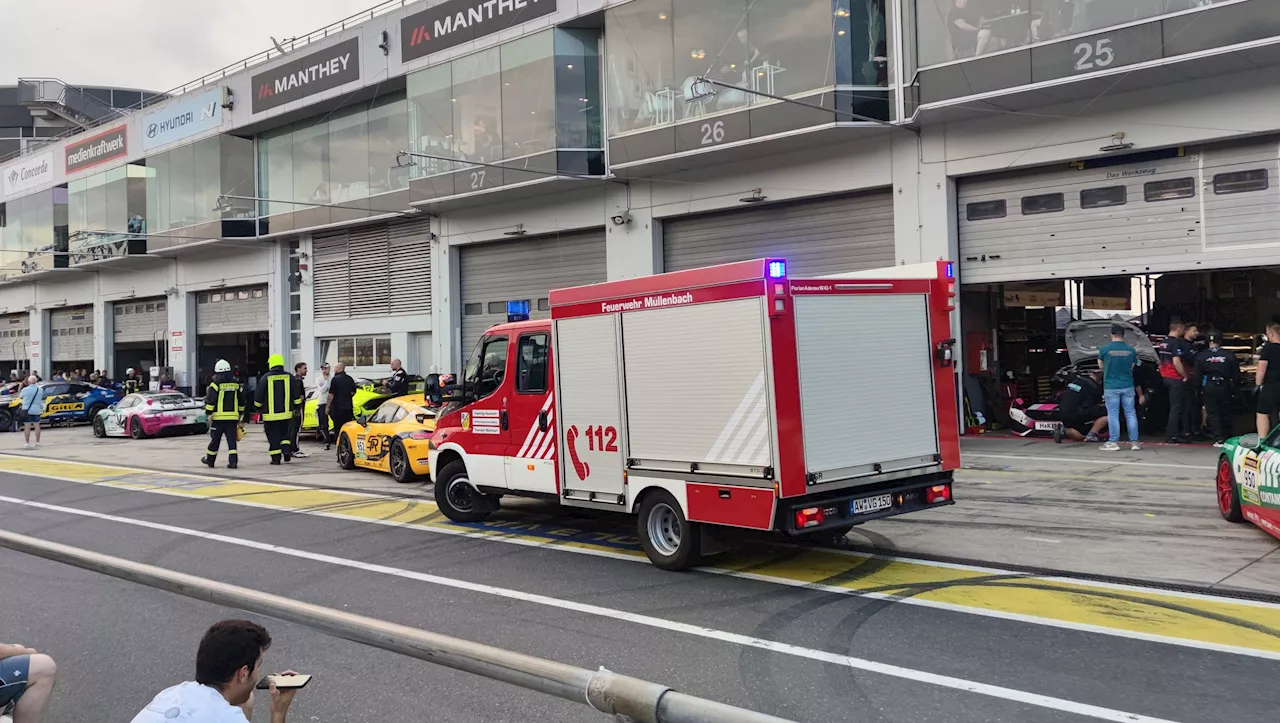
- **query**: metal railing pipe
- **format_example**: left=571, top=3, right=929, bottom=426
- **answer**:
left=0, top=530, right=795, bottom=723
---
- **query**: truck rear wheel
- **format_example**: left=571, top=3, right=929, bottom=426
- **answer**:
left=638, top=490, right=702, bottom=571
left=434, top=460, right=497, bottom=523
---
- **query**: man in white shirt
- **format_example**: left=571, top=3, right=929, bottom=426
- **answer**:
left=313, top=363, right=333, bottom=450
left=130, top=620, right=300, bottom=723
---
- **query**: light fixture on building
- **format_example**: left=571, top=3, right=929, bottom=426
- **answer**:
left=1099, top=132, right=1135, bottom=152
left=739, top=188, right=767, bottom=204
left=24, top=305, right=35, bottom=313
left=658, top=12, right=667, bottom=20
left=835, top=7, right=850, bottom=17
left=378, top=30, right=390, bottom=56
left=164, top=287, right=179, bottom=297
left=503, top=224, right=527, bottom=237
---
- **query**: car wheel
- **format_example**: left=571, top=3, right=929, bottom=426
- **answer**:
left=433, top=460, right=497, bottom=523
left=87, top=403, right=106, bottom=422
left=1217, top=456, right=1245, bottom=523
left=637, top=489, right=702, bottom=571
left=0, top=409, right=13, bottom=433
left=92, top=416, right=106, bottom=438
left=390, top=440, right=417, bottom=484
left=129, top=418, right=145, bottom=439
left=336, top=434, right=356, bottom=470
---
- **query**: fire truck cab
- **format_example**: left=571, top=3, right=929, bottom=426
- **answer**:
left=429, top=258, right=960, bottom=570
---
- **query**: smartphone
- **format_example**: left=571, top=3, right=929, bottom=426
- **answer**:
left=255, top=674, right=312, bottom=690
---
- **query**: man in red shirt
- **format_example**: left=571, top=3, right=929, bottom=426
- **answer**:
left=1157, top=322, right=1193, bottom=443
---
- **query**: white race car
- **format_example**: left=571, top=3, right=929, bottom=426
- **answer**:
left=92, top=391, right=209, bottom=439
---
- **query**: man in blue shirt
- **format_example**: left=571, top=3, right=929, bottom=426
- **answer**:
left=17, top=377, right=45, bottom=450
left=1099, top=324, right=1145, bottom=451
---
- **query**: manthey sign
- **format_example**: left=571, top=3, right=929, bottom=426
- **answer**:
left=65, top=125, right=128, bottom=174
left=1, top=150, right=54, bottom=197
left=402, top=0, right=556, bottom=62
left=141, top=88, right=223, bottom=151
left=252, top=37, right=360, bottom=113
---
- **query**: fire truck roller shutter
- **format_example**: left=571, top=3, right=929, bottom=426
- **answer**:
left=50, top=306, right=95, bottom=362
left=0, top=313, right=31, bottom=363
left=793, top=293, right=940, bottom=483
left=663, top=190, right=894, bottom=275
left=622, top=297, right=773, bottom=476
left=459, top=230, right=606, bottom=356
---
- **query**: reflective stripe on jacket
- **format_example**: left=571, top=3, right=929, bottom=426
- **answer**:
left=205, top=380, right=244, bottom=421
left=255, top=370, right=301, bottom=421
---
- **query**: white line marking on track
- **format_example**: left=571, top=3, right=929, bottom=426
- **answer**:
left=965, top=453, right=1217, bottom=471
left=0, top=493, right=1184, bottom=723
left=1, top=456, right=1278, bottom=655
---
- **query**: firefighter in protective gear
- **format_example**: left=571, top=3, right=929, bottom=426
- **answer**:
left=123, top=368, right=142, bottom=394
left=255, top=353, right=303, bottom=464
left=202, top=359, right=244, bottom=468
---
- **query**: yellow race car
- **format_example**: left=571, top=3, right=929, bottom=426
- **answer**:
left=302, top=375, right=425, bottom=435
left=335, top=393, right=436, bottom=483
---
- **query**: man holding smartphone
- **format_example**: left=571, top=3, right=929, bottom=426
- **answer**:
left=130, top=620, right=302, bottom=723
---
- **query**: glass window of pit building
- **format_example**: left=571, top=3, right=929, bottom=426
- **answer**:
left=604, top=0, right=891, bottom=136
left=914, top=0, right=1238, bottom=68
left=406, top=28, right=603, bottom=189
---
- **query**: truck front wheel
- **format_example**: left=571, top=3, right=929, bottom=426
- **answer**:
left=434, top=460, right=498, bottom=523
left=638, top=490, right=702, bottom=571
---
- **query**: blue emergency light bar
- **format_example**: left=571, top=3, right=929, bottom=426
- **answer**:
left=945, top=262, right=955, bottom=279
left=507, top=299, right=531, bottom=322
left=767, top=260, right=787, bottom=279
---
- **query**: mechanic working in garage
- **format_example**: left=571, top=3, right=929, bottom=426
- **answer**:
left=386, top=358, right=409, bottom=396
left=1195, top=330, right=1240, bottom=447
left=1053, top=369, right=1108, bottom=445
left=202, top=360, right=245, bottom=469
left=326, top=362, right=357, bottom=442
left=255, top=354, right=303, bottom=465
left=288, top=362, right=308, bottom=458
left=1158, top=322, right=1194, bottom=444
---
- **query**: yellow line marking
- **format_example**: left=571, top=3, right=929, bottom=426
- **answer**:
left=2, top=454, right=1278, bottom=657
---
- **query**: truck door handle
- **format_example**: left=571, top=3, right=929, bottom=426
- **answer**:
left=538, top=410, right=548, bottom=432
left=500, top=410, right=509, bottom=430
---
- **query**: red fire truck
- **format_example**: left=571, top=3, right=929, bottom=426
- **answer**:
left=428, top=258, right=960, bottom=569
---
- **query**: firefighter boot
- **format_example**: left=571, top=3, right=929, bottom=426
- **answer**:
left=201, top=454, right=215, bottom=468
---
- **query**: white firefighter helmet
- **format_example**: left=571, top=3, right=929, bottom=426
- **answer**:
left=214, top=359, right=232, bottom=373
left=126, top=367, right=135, bottom=376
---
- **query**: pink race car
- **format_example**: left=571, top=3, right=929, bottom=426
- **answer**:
left=92, top=391, right=210, bottom=439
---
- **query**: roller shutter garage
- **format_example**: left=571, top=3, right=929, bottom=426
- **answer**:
left=313, top=218, right=432, bottom=321
left=0, top=314, right=30, bottom=363
left=196, top=285, right=269, bottom=335
left=113, top=297, right=167, bottom=343
left=50, top=306, right=94, bottom=362
left=663, top=191, right=895, bottom=275
left=459, top=230, right=607, bottom=354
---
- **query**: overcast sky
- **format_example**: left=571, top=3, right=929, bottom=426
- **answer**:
left=0, top=0, right=381, bottom=90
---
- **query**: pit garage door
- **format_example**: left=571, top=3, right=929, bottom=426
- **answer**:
left=113, top=297, right=167, bottom=343
left=50, top=306, right=94, bottom=362
left=0, top=313, right=30, bottom=364
left=459, top=230, right=606, bottom=355
left=663, top=191, right=895, bottom=275
left=196, top=285, right=269, bottom=334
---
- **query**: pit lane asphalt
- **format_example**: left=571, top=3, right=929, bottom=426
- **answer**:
left=1, top=472, right=1275, bottom=723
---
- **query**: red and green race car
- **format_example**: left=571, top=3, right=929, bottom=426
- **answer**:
left=1218, top=431, right=1280, bottom=539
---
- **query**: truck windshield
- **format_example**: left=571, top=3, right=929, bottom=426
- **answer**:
left=463, top=335, right=509, bottom=400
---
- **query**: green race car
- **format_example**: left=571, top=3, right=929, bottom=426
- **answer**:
left=1217, top=431, right=1280, bottom=541
left=301, top=376, right=424, bottom=436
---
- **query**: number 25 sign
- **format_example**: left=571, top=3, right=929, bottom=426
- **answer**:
left=565, top=425, right=619, bottom=481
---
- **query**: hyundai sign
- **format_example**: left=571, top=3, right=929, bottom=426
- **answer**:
left=251, top=37, right=361, bottom=114
left=141, top=89, right=223, bottom=151
left=401, top=0, right=556, bottom=63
